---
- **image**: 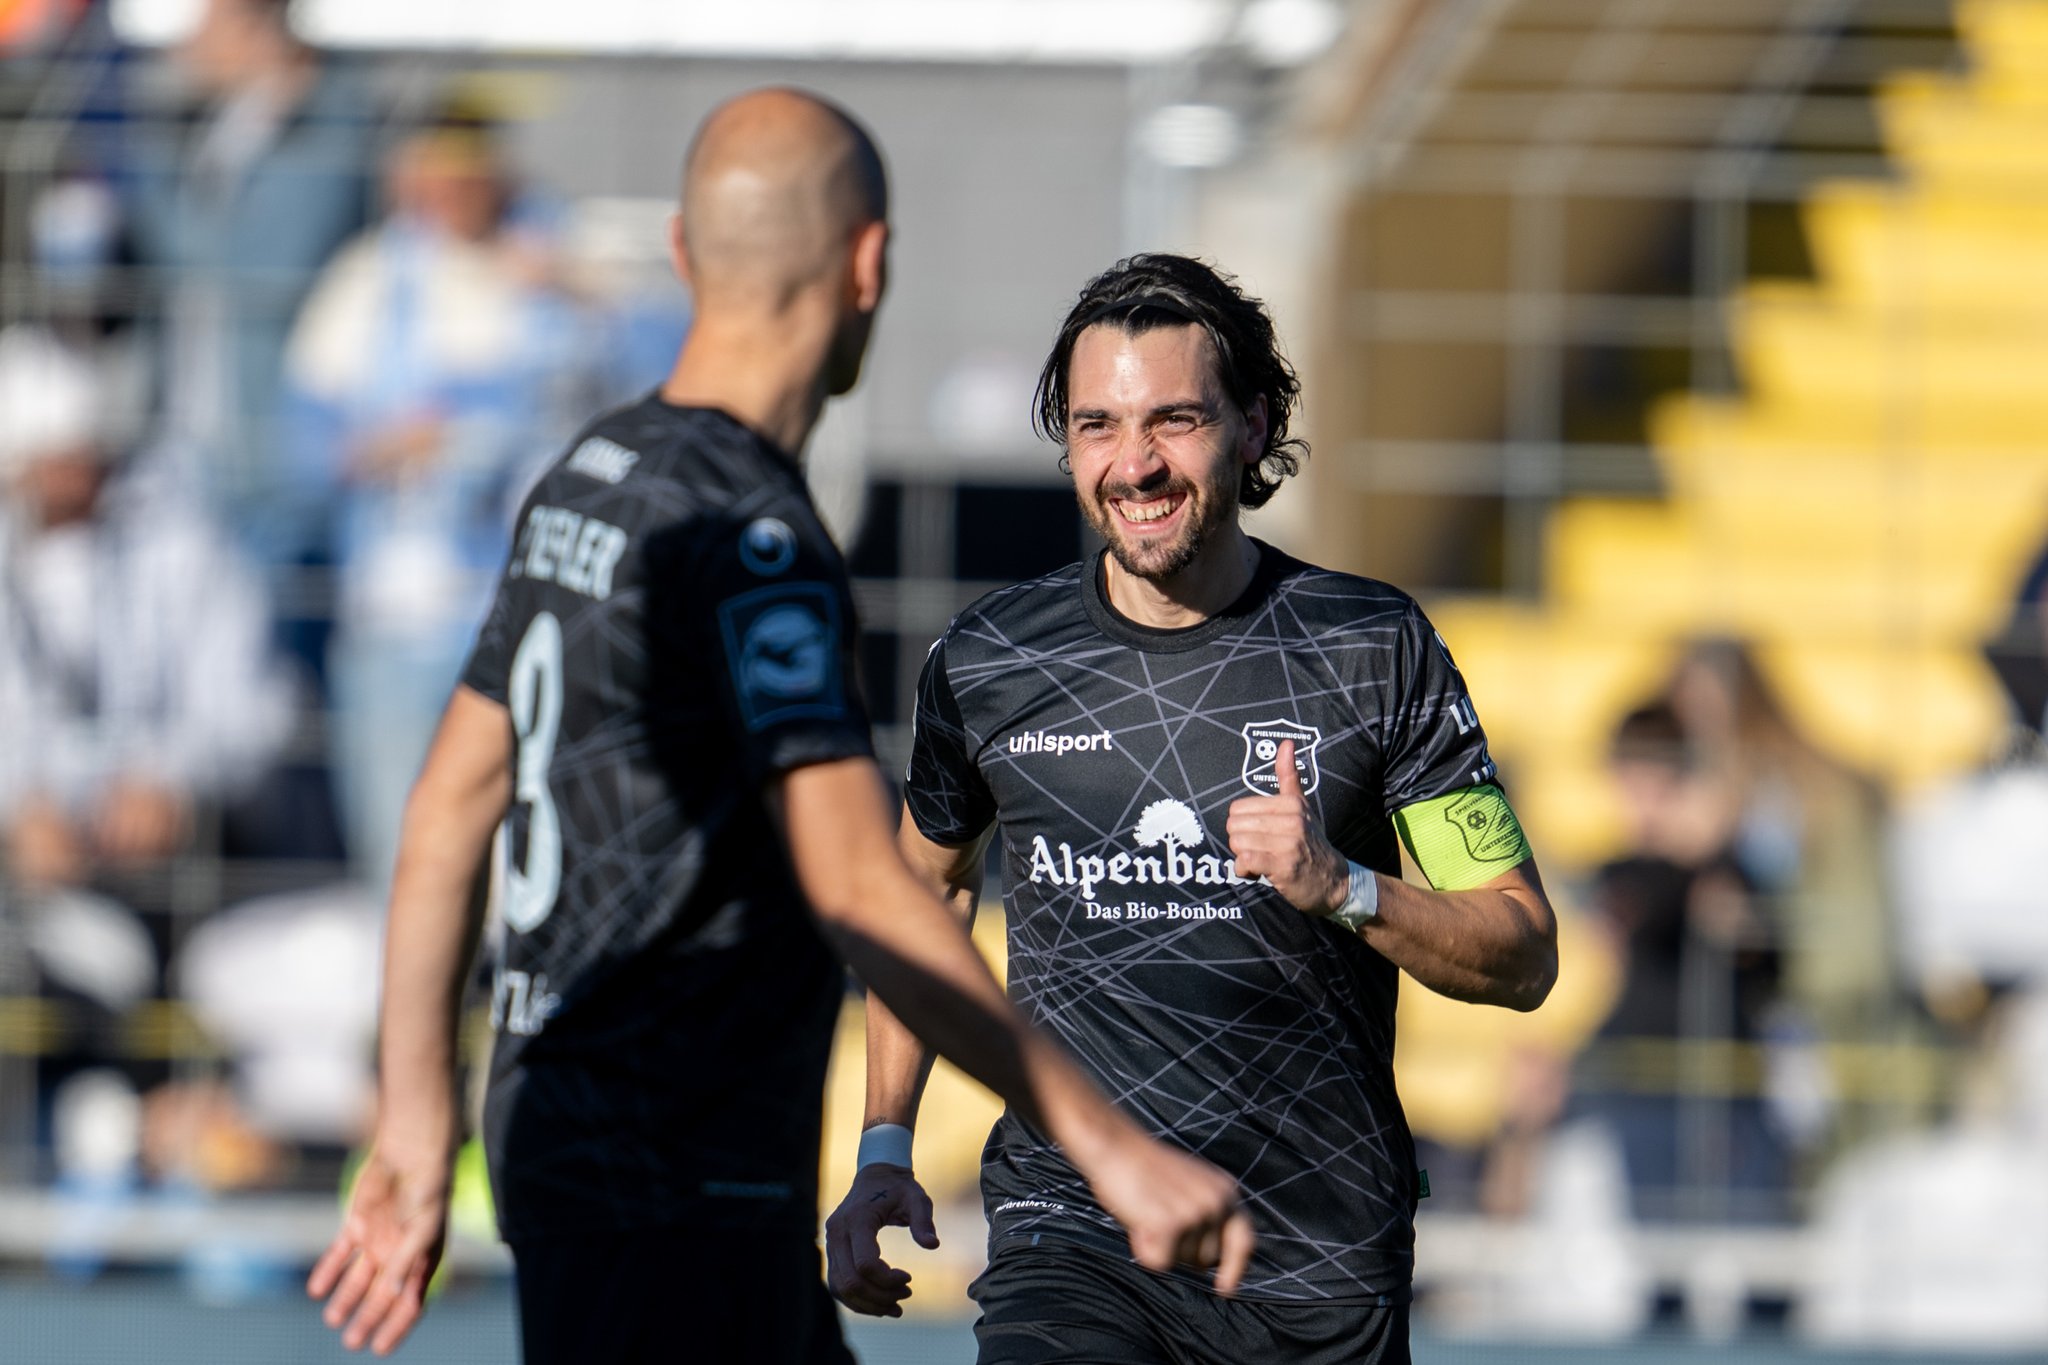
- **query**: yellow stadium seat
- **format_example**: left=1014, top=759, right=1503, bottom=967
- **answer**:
left=1804, top=181, right=2048, bottom=317
left=1735, top=283, right=2048, bottom=413
left=1753, top=641, right=2013, bottom=790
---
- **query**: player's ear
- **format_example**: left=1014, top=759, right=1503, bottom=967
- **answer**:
left=667, top=210, right=694, bottom=290
left=1239, top=394, right=1268, bottom=468
left=850, top=219, right=888, bottom=314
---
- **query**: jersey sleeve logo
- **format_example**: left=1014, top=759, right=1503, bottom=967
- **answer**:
left=716, top=583, right=846, bottom=729
left=1240, top=719, right=1322, bottom=795
left=1445, top=786, right=1521, bottom=861
left=738, top=517, right=798, bottom=576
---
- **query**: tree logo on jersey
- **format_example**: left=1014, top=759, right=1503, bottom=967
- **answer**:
left=1240, top=719, right=1322, bottom=796
left=739, top=517, right=798, bottom=576
left=1134, top=799, right=1207, bottom=851
left=1446, top=786, right=1520, bottom=862
left=717, top=583, right=845, bottom=730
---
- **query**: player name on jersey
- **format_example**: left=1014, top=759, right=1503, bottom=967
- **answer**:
left=509, top=504, right=629, bottom=601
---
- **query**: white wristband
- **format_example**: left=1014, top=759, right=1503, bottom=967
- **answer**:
left=856, top=1123, right=914, bottom=1171
left=1329, top=861, right=1380, bottom=933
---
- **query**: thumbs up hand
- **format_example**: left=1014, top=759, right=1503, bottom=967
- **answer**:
left=1225, top=740, right=1350, bottom=917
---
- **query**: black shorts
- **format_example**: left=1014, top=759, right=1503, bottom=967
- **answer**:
left=509, top=1222, right=854, bottom=1365
left=970, top=1243, right=1410, bottom=1365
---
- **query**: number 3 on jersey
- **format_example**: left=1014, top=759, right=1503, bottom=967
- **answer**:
left=504, top=612, right=564, bottom=932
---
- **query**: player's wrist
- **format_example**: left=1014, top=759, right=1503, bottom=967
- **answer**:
left=857, top=1122, right=914, bottom=1172
left=373, top=1085, right=460, bottom=1153
left=1324, top=861, right=1380, bottom=934
left=1311, top=843, right=1351, bottom=917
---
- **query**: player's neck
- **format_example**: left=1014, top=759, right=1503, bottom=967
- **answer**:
left=661, top=311, right=834, bottom=459
left=1102, top=524, right=1259, bottom=630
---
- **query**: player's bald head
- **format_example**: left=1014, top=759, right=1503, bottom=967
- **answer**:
left=680, top=88, right=888, bottom=311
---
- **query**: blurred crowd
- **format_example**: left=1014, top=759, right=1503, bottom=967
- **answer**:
left=0, top=0, right=683, bottom=1249
left=3, top=0, right=2047, bottom=1343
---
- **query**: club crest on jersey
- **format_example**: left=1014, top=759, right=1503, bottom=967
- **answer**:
left=1240, top=719, right=1322, bottom=795
left=739, top=517, right=798, bottom=576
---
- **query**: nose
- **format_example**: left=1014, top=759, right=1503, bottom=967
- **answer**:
left=1112, top=429, right=1167, bottom=488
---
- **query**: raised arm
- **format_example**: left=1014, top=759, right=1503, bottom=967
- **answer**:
left=1228, top=740, right=1557, bottom=1011
left=779, top=757, right=1251, bottom=1312
left=308, top=685, right=513, bottom=1355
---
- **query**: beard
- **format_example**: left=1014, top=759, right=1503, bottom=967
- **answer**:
left=1082, top=458, right=1241, bottom=583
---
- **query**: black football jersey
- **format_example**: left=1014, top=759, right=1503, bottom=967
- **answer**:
left=460, top=396, right=872, bottom=1239
left=907, top=543, right=1497, bottom=1302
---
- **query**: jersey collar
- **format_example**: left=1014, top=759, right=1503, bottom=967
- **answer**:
left=1080, top=538, right=1286, bottom=653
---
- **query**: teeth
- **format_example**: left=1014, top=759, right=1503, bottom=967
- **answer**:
left=1119, top=497, right=1179, bottom=524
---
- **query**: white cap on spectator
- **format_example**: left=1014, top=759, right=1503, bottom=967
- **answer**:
left=0, top=325, right=102, bottom=477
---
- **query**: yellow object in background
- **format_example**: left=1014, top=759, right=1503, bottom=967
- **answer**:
left=1395, top=904, right=1620, bottom=1152
left=1437, top=0, right=2048, bottom=857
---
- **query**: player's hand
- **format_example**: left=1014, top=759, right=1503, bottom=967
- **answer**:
left=1086, top=1131, right=1256, bottom=1295
left=824, top=1162, right=939, bottom=1317
left=307, top=1133, right=452, bottom=1356
left=1226, top=740, right=1347, bottom=916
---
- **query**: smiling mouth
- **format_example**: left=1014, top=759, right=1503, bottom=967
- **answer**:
left=1114, top=494, right=1185, bottom=526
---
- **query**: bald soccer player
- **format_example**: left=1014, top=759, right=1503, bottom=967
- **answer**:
left=307, top=91, right=1251, bottom=1364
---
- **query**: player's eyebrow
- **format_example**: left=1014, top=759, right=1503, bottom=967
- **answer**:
left=1068, top=399, right=1211, bottom=425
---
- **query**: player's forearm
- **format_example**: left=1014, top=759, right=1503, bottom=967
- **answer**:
left=787, top=760, right=1138, bottom=1161
left=819, top=863, right=1040, bottom=1125
left=862, top=828, right=984, bottom=1130
left=375, top=707, right=513, bottom=1144
left=863, top=994, right=939, bottom=1129
left=814, top=856, right=1131, bottom=1162
left=1359, top=872, right=1556, bottom=1011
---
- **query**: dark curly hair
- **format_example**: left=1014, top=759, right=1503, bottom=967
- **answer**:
left=1032, top=254, right=1307, bottom=510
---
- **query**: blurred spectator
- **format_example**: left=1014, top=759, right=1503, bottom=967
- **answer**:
left=1667, top=642, right=1893, bottom=1040
left=281, top=102, right=589, bottom=888
left=0, top=326, right=293, bottom=1173
left=1804, top=986, right=2048, bottom=1350
left=117, top=0, right=376, bottom=559
left=0, top=0, right=87, bottom=56
left=1893, top=550, right=2048, bottom=1006
left=1574, top=699, right=1793, bottom=1221
left=1987, top=538, right=2048, bottom=739
left=1882, top=534, right=2048, bottom=1026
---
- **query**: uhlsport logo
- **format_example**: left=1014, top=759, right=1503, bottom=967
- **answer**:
left=1240, top=719, right=1321, bottom=795
left=1027, top=798, right=1248, bottom=921
left=1007, top=728, right=1113, bottom=756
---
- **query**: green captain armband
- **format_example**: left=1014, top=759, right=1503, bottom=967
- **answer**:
left=1392, top=784, right=1532, bottom=891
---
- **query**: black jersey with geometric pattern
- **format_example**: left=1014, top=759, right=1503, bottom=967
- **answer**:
left=460, top=396, right=872, bottom=1240
left=906, top=542, right=1499, bottom=1302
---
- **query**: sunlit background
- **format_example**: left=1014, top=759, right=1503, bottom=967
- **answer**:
left=3, top=1, right=2046, bottom=1361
